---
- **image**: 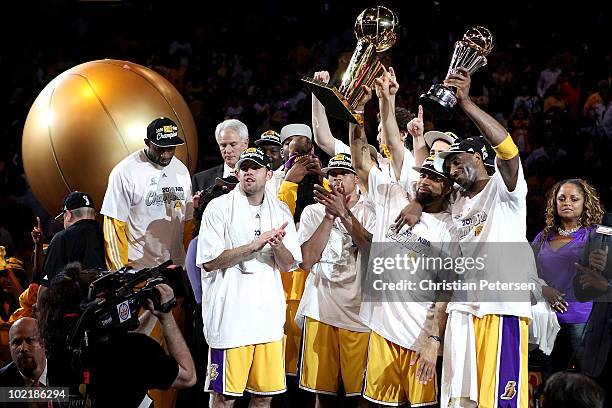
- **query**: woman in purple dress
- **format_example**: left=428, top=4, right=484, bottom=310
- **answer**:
left=533, top=178, right=604, bottom=373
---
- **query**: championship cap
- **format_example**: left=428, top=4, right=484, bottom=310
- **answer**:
left=434, top=136, right=493, bottom=173
left=321, top=153, right=357, bottom=176
left=235, top=147, right=271, bottom=170
left=255, top=130, right=282, bottom=147
left=412, top=156, right=451, bottom=180
left=146, top=117, right=184, bottom=147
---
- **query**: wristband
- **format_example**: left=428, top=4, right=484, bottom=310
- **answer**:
left=380, top=143, right=391, bottom=159
left=428, top=335, right=441, bottom=342
left=354, top=111, right=365, bottom=126
left=492, top=134, right=519, bottom=160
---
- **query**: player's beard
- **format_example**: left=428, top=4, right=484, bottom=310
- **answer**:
left=416, top=190, right=436, bottom=205
left=242, top=182, right=260, bottom=196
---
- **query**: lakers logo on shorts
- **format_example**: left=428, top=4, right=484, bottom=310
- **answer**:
left=474, top=225, right=483, bottom=236
left=208, top=364, right=219, bottom=381
left=174, top=201, right=182, bottom=210
left=500, top=380, right=517, bottom=400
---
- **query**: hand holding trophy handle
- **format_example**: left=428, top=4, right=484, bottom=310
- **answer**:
left=443, top=67, right=472, bottom=105
left=419, top=26, right=493, bottom=118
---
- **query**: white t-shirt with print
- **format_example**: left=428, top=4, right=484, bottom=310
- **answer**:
left=295, top=196, right=376, bottom=332
left=195, top=191, right=302, bottom=349
left=359, top=167, right=458, bottom=350
left=334, top=139, right=418, bottom=192
left=446, top=159, right=537, bottom=319
left=101, top=150, right=193, bottom=269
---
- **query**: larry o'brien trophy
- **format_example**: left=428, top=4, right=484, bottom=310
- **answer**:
left=302, top=6, right=398, bottom=126
left=419, top=26, right=494, bottom=118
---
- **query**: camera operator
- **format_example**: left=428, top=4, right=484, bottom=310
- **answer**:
left=573, top=214, right=612, bottom=407
left=36, top=262, right=196, bottom=407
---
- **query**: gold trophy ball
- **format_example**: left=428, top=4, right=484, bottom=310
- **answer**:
left=354, top=6, right=399, bottom=52
left=463, top=26, right=494, bottom=55
left=22, top=59, right=198, bottom=216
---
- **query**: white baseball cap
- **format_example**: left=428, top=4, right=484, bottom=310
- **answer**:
left=280, top=124, right=312, bottom=144
left=424, top=131, right=459, bottom=149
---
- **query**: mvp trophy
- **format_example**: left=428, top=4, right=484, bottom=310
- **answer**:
left=419, top=26, right=494, bottom=118
left=302, top=6, right=398, bottom=126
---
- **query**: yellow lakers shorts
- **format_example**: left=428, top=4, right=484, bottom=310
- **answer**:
left=473, top=314, right=529, bottom=408
left=284, top=299, right=302, bottom=376
left=205, top=339, right=286, bottom=397
left=363, top=331, right=438, bottom=406
left=298, top=317, right=369, bottom=396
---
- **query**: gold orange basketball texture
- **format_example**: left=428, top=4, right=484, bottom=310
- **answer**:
left=22, top=59, right=199, bottom=216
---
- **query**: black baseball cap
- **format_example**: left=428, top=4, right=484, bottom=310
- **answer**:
left=434, top=136, right=493, bottom=173
left=322, top=153, right=357, bottom=176
left=235, top=147, right=271, bottom=169
left=146, top=117, right=184, bottom=147
left=55, top=191, right=95, bottom=220
left=255, top=130, right=282, bottom=147
left=413, top=156, right=451, bottom=180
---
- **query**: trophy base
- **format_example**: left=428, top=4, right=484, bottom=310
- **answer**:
left=301, top=77, right=363, bottom=126
left=419, top=84, right=457, bottom=119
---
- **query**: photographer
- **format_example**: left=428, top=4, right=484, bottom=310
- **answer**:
left=37, top=262, right=196, bottom=407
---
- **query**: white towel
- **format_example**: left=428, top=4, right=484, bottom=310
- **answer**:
left=441, top=310, right=479, bottom=408
left=528, top=301, right=560, bottom=355
left=226, top=185, right=288, bottom=274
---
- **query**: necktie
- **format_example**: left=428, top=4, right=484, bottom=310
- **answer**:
left=31, top=380, right=52, bottom=408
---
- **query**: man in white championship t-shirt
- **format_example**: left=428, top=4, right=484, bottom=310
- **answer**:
left=396, top=68, right=541, bottom=408
left=349, top=97, right=457, bottom=406
left=101, top=117, right=194, bottom=270
left=196, top=147, right=302, bottom=407
left=294, top=153, right=375, bottom=404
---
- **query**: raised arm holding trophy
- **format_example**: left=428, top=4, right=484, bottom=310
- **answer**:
left=302, top=6, right=398, bottom=129
left=419, top=26, right=494, bottom=118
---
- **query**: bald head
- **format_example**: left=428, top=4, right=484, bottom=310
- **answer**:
left=9, top=317, right=46, bottom=381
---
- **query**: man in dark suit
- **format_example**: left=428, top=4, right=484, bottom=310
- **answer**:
left=191, top=119, right=249, bottom=194
left=574, top=216, right=612, bottom=407
left=0, top=317, right=47, bottom=408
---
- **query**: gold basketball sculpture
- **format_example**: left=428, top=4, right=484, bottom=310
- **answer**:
left=22, top=59, right=198, bottom=216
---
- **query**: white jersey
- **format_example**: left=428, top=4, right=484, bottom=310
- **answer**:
left=266, top=167, right=285, bottom=196
left=101, top=150, right=193, bottom=269
left=195, top=190, right=302, bottom=349
left=334, top=139, right=418, bottom=192
left=360, top=167, right=458, bottom=350
left=296, top=197, right=376, bottom=332
left=446, top=159, right=536, bottom=319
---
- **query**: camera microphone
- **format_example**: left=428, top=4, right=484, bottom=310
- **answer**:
left=595, top=213, right=612, bottom=251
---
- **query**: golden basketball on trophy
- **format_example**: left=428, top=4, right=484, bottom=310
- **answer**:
left=302, top=6, right=398, bottom=126
left=419, top=26, right=494, bottom=118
